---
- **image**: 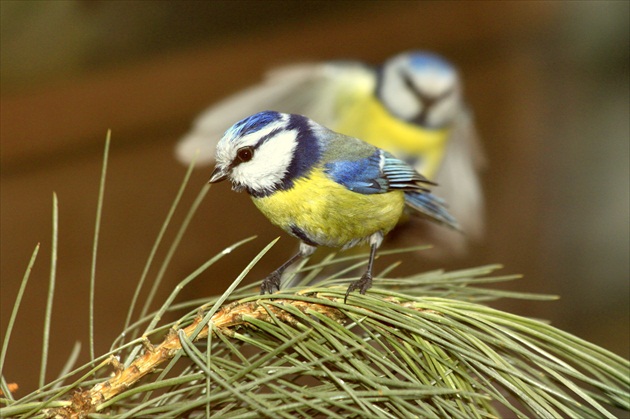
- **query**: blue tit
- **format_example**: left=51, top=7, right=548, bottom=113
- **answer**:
left=178, top=51, right=484, bottom=247
left=208, top=111, right=459, bottom=302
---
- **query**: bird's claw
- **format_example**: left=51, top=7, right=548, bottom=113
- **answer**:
left=260, top=271, right=282, bottom=295
left=344, top=273, right=373, bottom=303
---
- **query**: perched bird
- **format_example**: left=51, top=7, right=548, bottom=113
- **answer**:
left=178, top=51, right=484, bottom=249
left=209, top=111, right=459, bottom=302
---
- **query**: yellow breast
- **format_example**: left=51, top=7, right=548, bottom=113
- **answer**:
left=333, top=94, right=449, bottom=179
left=252, top=169, right=405, bottom=249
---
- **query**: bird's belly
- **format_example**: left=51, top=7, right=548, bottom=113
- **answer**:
left=252, top=171, right=405, bottom=248
left=333, top=95, right=449, bottom=179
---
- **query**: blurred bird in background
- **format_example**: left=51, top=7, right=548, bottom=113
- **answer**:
left=177, top=51, right=485, bottom=253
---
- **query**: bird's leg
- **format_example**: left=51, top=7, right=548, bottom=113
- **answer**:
left=344, top=242, right=378, bottom=303
left=260, top=242, right=316, bottom=295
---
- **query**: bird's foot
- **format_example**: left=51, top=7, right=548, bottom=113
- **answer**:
left=344, top=272, right=373, bottom=303
left=260, top=271, right=282, bottom=295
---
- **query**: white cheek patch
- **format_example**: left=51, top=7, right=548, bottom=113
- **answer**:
left=214, top=141, right=235, bottom=168
left=382, top=72, right=421, bottom=120
left=380, top=57, right=419, bottom=120
left=426, top=90, right=461, bottom=127
left=415, top=70, right=457, bottom=98
left=231, top=128, right=298, bottom=192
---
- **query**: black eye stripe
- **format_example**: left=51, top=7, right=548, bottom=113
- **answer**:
left=254, top=127, right=282, bottom=148
left=232, top=126, right=290, bottom=166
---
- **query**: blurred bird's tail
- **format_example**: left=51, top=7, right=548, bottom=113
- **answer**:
left=404, top=192, right=461, bottom=231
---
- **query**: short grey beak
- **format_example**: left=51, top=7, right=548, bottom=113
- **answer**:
left=209, top=166, right=229, bottom=184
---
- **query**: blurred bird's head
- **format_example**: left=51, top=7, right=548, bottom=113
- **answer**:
left=377, top=51, right=463, bottom=128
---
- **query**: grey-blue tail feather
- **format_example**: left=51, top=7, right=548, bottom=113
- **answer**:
left=404, top=192, right=460, bottom=231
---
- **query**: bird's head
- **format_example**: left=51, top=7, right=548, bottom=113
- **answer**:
left=209, top=111, right=322, bottom=197
left=377, top=51, right=463, bottom=128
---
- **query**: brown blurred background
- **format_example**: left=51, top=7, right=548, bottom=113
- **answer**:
left=1, top=1, right=628, bottom=395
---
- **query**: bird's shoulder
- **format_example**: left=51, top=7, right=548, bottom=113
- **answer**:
left=318, top=131, right=432, bottom=195
left=318, top=128, right=376, bottom=162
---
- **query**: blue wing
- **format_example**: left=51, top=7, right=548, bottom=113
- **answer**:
left=324, top=150, right=434, bottom=195
left=404, top=192, right=460, bottom=230
left=325, top=149, right=459, bottom=230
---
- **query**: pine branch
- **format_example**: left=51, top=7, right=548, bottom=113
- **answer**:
left=47, top=297, right=344, bottom=418
left=13, top=270, right=626, bottom=418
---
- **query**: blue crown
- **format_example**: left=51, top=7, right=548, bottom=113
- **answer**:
left=407, top=52, right=454, bottom=74
left=224, top=110, right=282, bottom=140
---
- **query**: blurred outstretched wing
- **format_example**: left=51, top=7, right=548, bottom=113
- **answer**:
left=176, top=61, right=374, bottom=165
left=393, top=107, right=485, bottom=257
left=389, top=107, right=485, bottom=255
left=434, top=109, right=485, bottom=240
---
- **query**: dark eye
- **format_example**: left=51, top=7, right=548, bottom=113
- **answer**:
left=237, top=146, right=254, bottom=162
